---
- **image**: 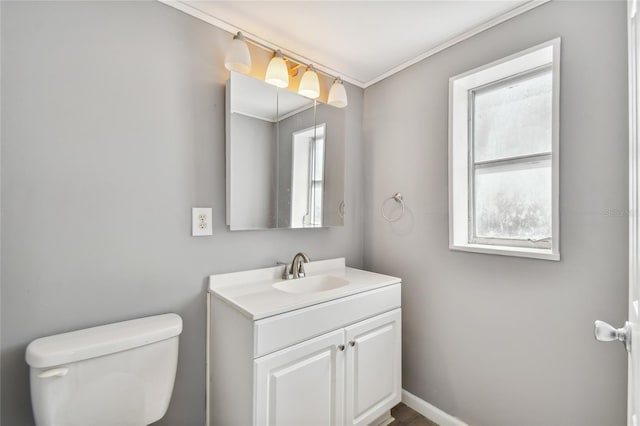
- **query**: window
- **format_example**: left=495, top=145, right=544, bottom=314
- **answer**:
left=449, top=39, right=560, bottom=260
left=307, top=127, right=325, bottom=226
left=291, top=124, right=325, bottom=227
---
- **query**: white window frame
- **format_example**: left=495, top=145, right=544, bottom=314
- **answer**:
left=448, top=38, right=561, bottom=261
left=307, top=124, right=325, bottom=227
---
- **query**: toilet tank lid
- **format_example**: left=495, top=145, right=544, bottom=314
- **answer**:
left=25, top=313, right=182, bottom=368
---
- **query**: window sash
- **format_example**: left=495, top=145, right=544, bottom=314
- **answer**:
left=467, top=67, right=553, bottom=249
left=471, top=63, right=552, bottom=101
left=469, top=157, right=553, bottom=249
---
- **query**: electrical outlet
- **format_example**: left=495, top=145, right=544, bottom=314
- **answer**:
left=192, top=207, right=212, bottom=236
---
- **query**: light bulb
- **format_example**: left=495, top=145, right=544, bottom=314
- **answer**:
left=265, top=50, right=289, bottom=88
left=298, top=65, right=320, bottom=99
left=328, top=78, right=348, bottom=108
left=224, top=32, right=251, bottom=74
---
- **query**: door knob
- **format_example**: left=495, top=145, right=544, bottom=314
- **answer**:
left=594, top=320, right=631, bottom=352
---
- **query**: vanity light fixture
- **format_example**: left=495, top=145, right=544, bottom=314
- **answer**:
left=298, top=65, right=320, bottom=99
left=328, top=78, right=348, bottom=108
left=224, top=31, right=347, bottom=107
left=265, top=50, right=289, bottom=88
left=224, top=32, right=252, bottom=74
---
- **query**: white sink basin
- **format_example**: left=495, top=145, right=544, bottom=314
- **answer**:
left=209, top=258, right=401, bottom=319
left=273, top=275, right=349, bottom=294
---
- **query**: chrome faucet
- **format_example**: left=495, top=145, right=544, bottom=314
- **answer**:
left=291, top=252, right=310, bottom=278
left=282, top=252, right=310, bottom=279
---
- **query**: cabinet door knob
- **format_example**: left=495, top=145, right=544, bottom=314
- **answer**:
left=337, top=344, right=345, bottom=351
left=349, top=341, right=356, bottom=347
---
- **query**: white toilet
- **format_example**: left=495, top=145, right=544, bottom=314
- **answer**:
left=25, top=313, right=182, bottom=426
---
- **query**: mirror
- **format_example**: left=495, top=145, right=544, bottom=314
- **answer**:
left=226, top=71, right=345, bottom=230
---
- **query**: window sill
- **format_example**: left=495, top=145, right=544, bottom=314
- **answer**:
left=449, top=243, right=560, bottom=261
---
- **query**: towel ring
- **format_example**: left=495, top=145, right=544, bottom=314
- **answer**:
left=381, top=193, right=404, bottom=222
left=338, top=201, right=345, bottom=219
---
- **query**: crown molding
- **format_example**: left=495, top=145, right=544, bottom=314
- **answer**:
left=158, top=0, right=551, bottom=90
left=362, top=0, right=551, bottom=88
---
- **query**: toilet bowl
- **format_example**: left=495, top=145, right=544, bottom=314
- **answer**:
left=25, top=313, right=182, bottom=426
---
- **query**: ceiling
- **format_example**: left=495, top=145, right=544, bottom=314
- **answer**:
left=165, top=0, right=546, bottom=88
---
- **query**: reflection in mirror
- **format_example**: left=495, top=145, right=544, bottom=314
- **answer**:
left=226, top=73, right=279, bottom=230
left=314, top=102, right=345, bottom=228
left=226, top=72, right=345, bottom=230
left=291, top=124, right=325, bottom=227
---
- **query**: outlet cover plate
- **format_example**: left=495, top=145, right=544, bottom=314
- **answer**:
left=192, top=207, right=212, bottom=236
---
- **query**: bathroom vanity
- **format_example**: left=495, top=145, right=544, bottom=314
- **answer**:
left=207, top=258, right=401, bottom=426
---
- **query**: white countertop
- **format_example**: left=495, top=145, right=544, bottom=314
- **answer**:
left=209, top=258, right=401, bottom=320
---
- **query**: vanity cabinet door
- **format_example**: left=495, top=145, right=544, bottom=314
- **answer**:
left=254, top=329, right=345, bottom=426
left=345, top=309, right=402, bottom=426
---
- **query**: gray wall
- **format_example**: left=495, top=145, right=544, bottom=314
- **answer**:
left=317, top=103, right=346, bottom=227
left=0, top=2, right=365, bottom=425
left=363, top=1, right=628, bottom=425
left=229, top=113, right=276, bottom=229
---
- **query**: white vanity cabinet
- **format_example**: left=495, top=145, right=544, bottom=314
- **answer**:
left=254, top=309, right=401, bottom=426
left=254, top=329, right=345, bottom=426
left=207, top=260, right=401, bottom=426
left=345, top=309, right=401, bottom=425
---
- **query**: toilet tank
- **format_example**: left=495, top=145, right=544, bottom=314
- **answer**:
left=26, top=313, right=182, bottom=426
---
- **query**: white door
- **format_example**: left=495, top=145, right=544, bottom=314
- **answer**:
left=595, top=2, right=640, bottom=424
left=254, top=329, right=345, bottom=426
left=345, top=309, right=401, bottom=426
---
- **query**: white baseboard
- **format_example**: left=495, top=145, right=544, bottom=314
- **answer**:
left=402, top=389, right=468, bottom=426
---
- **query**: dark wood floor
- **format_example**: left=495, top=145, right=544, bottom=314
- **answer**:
left=390, top=403, right=439, bottom=426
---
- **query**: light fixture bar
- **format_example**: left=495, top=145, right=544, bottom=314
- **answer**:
left=224, top=30, right=347, bottom=106
left=240, top=34, right=341, bottom=83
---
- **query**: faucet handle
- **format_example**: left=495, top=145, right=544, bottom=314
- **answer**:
left=297, top=262, right=306, bottom=278
left=276, top=262, right=292, bottom=280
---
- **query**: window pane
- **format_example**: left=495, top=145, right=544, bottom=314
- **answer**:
left=474, top=69, right=552, bottom=162
left=311, top=182, right=323, bottom=225
left=312, top=137, right=324, bottom=181
left=474, top=160, right=551, bottom=240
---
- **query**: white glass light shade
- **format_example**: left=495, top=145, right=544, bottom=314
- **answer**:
left=265, top=51, right=289, bottom=88
left=298, top=66, right=320, bottom=99
left=328, top=79, right=348, bottom=108
left=224, top=33, right=251, bottom=74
